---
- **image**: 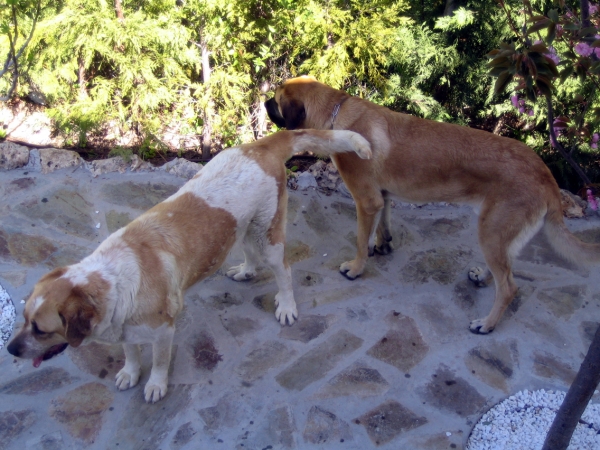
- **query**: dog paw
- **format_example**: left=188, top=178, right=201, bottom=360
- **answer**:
left=374, top=242, right=393, bottom=255
left=226, top=264, right=256, bottom=281
left=468, top=267, right=488, bottom=287
left=274, top=295, right=298, bottom=326
left=115, top=367, right=141, bottom=391
left=469, top=318, right=494, bottom=335
left=144, top=380, right=168, bottom=403
left=340, top=261, right=362, bottom=280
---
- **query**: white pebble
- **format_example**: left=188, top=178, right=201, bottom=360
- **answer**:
left=467, top=389, right=600, bottom=450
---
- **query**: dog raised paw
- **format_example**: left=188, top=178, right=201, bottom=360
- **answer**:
left=115, top=366, right=141, bottom=391
left=468, top=267, right=489, bottom=287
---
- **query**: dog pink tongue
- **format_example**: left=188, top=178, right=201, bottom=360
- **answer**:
left=33, top=356, right=43, bottom=368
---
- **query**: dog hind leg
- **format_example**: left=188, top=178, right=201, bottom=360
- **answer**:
left=375, top=191, right=393, bottom=255
left=227, top=229, right=261, bottom=281
left=469, top=204, right=543, bottom=334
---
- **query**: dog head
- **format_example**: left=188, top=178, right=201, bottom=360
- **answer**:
left=7, top=267, right=106, bottom=367
left=266, top=76, right=345, bottom=130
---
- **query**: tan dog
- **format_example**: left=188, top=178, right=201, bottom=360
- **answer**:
left=265, top=76, right=600, bottom=334
left=6, top=129, right=371, bottom=402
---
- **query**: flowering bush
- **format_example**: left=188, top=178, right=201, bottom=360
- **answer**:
left=489, top=0, right=600, bottom=187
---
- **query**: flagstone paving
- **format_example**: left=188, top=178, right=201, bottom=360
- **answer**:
left=0, top=149, right=599, bottom=449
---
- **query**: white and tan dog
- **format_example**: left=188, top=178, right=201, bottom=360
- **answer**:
left=6, top=129, right=371, bottom=402
left=266, top=76, right=600, bottom=335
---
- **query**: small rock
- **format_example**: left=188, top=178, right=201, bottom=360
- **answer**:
left=296, top=171, right=318, bottom=190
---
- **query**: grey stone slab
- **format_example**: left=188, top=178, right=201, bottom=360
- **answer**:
left=278, top=314, right=333, bottom=343
left=221, top=316, right=259, bottom=337
left=465, top=340, right=518, bottom=392
left=16, top=189, right=97, bottom=239
left=367, top=312, right=429, bottom=373
left=105, top=210, right=132, bottom=233
left=237, top=341, right=296, bottom=383
left=109, top=384, right=192, bottom=449
left=276, top=329, right=363, bottom=391
left=420, top=364, right=486, bottom=417
left=284, top=240, right=313, bottom=264
left=48, top=382, right=113, bottom=444
left=304, top=197, right=332, bottom=235
left=0, top=142, right=30, bottom=170
left=402, top=247, right=473, bottom=285
left=240, top=405, right=296, bottom=449
left=317, top=361, right=389, bottom=398
left=25, top=431, right=65, bottom=450
left=0, top=230, right=57, bottom=267
left=537, top=284, right=587, bottom=318
left=0, top=410, right=36, bottom=448
left=171, top=422, right=196, bottom=449
left=532, top=351, right=577, bottom=384
left=0, top=367, right=75, bottom=395
left=295, top=270, right=323, bottom=287
left=199, top=291, right=243, bottom=311
left=67, top=342, right=125, bottom=380
left=198, top=394, right=250, bottom=432
left=408, top=216, right=469, bottom=239
left=100, top=181, right=179, bottom=210
left=186, top=331, right=222, bottom=371
left=580, top=321, right=599, bottom=347
left=303, top=405, right=352, bottom=445
left=354, top=400, right=428, bottom=446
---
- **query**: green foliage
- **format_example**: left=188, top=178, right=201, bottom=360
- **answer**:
left=0, top=0, right=597, bottom=186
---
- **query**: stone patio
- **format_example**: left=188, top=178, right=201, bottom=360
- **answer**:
left=0, top=147, right=599, bottom=449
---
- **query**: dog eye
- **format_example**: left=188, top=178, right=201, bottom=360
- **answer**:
left=32, top=322, right=48, bottom=336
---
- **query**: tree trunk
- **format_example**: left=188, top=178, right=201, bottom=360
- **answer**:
left=78, top=55, right=87, bottom=98
left=114, top=0, right=125, bottom=22
left=201, top=42, right=213, bottom=161
left=542, top=323, right=600, bottom=450
left=443, top=0, right=463, bottom=17
left=253, top=81, right=270, bottom=140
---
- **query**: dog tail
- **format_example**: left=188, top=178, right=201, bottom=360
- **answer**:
left=543, top=205, right=600, bottom=266
left=288, top=130, right=372, bottom=160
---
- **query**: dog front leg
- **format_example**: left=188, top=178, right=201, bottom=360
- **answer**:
left=340, top=194, right=383, bottom=279
left=145, top=326, right=174, bottom=403
left=116, top=344, right=142, bottom=391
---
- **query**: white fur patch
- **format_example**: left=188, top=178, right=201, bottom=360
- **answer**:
left=31, top=295, right=45, bottom=315
left=166, top=148, right=279, bottom=238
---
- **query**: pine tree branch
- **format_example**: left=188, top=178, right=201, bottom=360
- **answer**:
left=545, top=94, right=592, bottom=185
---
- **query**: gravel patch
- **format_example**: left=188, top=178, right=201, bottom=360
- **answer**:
left=467, top=389, right=600, bottom=450
left=0, top=282, right=16, bottom=350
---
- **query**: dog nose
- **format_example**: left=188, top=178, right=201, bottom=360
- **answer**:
left=6, top=339, right=21, bottom=357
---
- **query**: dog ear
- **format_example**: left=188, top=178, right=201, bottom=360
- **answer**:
left=61, top=288, right=98, bottom=348
left=280, top=98, right=306, bottom=130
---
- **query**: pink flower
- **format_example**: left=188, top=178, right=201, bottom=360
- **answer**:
left=595, top=48, right=600, bottom=59
left=575, top=42, right=594, bottom=56
left=590, top=4, right=599, bottom=15
left=528, top=109, right=534, bottom=116
left=511, top=95, right=519, bottom=108
left=587, top=189, right=598, bottom=210
left=592, top=143, right=598, bottom=149
left=546, top=46, right=560, bottom=64
left=593, top=133, right=599, bottom=143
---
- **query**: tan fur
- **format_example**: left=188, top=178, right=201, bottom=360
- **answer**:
left=266, top=76, right=600, bottom=334
left=8, top=128, right=371, bottom=402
